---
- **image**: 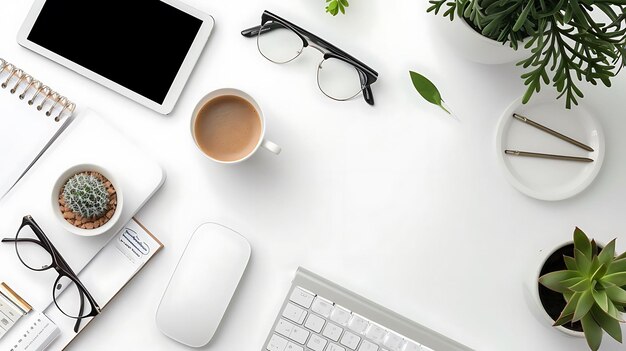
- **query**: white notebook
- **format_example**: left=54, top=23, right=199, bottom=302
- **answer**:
left=0, top=58, right=76, bottom=199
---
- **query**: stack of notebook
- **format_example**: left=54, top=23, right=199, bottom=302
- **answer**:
left=0, top=57, right=166, bottom=350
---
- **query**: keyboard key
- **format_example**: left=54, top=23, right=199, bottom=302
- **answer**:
left=289, top=324, right=310, bottom=344
left=311, top=296, right=333, bottom=317
left=290, top=287, right=315, bottom=308
left=348, top=315, right=369, bottom=334
left=275, top=319, right=294, bottom=338
left=365, top=324, right=386, bottom=344
left=358, top=340, right=379, bottom=351
left=329, top=343, right=347, bottom=351
left=305, top=314, right=326, bottom=333
left=307, top=334, right=328, bottom=351
left=330, top=306, right=351, bottom=325
left=401, top=341, right=420, bottom=351
left=276, top=319, right=310, bottom=344
left=383, top=332, right=404, bottom=351
left=267, top=334, right=288, bottom=351
left=286, top=342, right=304, bottom=351
left=282, top=303, right=307, bottom=324
left=340, top=331, right=361, bottom=350
left=323, top=322, right=344, bottom=341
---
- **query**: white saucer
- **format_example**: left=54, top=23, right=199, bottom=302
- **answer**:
left=496, top=95, right=605, bottom=201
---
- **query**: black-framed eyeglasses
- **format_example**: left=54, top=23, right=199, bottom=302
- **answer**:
left=1, top=215, right=101, bottom=332
left=242, top=10, right=378, bottom=105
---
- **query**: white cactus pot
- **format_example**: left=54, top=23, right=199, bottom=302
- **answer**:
left=51, top=164, right=123, bottom=237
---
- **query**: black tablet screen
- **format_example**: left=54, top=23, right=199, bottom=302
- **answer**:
left=27, top=0, right=203, bottom=104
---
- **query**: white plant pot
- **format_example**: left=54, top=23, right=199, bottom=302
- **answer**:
left=51, top=164, right=123, bottom=237
left=435, top=15, right=531, bottom=64
left=526, top=241, right=585, bottom=338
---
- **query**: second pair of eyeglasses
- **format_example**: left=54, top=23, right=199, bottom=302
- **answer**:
left=2, top=215, right=100, bottom=332
left=242, top=10, right=379, bottom=105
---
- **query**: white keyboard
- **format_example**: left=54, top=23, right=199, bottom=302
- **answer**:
left=263, top=268, right=473, bottom=351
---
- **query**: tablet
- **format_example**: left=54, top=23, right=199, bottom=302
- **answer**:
left=18, top=0, right=214, bottom=114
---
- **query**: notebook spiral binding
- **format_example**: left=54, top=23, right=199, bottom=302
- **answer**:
left=0, top=58, right=75, bottom=122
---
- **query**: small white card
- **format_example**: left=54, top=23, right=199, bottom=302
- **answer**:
left=115, top=222, right=154, bottom=265
left=6, top=312, right=59, bottom=351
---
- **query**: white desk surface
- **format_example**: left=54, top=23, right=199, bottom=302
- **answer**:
left=1, top=1, right=625, bottom=350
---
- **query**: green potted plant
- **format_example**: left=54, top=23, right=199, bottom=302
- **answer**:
left=427, top=0, right=626, bottom=108
left=536, top=228, right=625, bottom=350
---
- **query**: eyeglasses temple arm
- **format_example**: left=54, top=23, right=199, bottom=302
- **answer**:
left=74, top=292, right=85, bottom=333
left=2, top=237, right=52, bottom=253
left=363, top=86, right=374, bottom=105
left=241, top=22, right=285, bottom=38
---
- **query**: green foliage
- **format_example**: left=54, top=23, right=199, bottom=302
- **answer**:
left=409, top=71, right=450, bottom=114
left=427, top=0, right=626, bottom=108
left=326, top=0, right=349, bottom=16
left=539, top=228, right=626, bottom=351
left=63, top=173, right=109, bottom=219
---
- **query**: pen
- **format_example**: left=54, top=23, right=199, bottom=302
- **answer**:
left=505, top=150, right=594, bottom=163
left=512, top=113, right=594, bottom=152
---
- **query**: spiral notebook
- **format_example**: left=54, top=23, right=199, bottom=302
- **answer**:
left=0, top=58, right=75, bottom=199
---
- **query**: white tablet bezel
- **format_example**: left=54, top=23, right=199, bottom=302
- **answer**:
left=17, top=0, right=214, bottom=115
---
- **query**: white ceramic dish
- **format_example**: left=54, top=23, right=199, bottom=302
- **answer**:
left=496, top=95, right=605, bottom=201
left=51, top=164, right=123, bottom=237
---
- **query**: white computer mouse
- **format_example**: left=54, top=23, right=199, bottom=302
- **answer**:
left=156, top=222, right=251, bottom=348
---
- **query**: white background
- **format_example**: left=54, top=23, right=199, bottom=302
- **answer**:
left=1, top=0, right=626, bottom=350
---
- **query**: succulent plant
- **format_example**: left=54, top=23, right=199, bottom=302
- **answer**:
left=62, top=173, right=110, bottom=219
left=539, top=228, right=626, bottom=351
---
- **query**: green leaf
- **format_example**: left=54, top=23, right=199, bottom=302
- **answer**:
left=325, top=0, right=348, bottom=16
left=602, top=272, right=626, bottom=287
left=591, top=264, right=608, bottom=281
left=576, top=249, right=592, bottom=275
left=591, top=306, right=623, bottom=343
left=605, top=285, right=626, bottom=304
left=598, top=239, right=616, bottom=266
left=409, top=71, right=450, bottom=114
left=581, top=314, right=603, bottom=351
left=513, top=0, right=533, bottom=32
left=554, top=292, right=581, bottom=326
left=539, top=270, right=581, bottom=293
left=564, top=256, right=578, bottom=270
left=607, top=258, right=626, bottom=275
left=574, top=227, right=592, bottom=259
left=561, top=276, right=585, bottom=289
left=607, top=300, right=624, bottom=321
left=573, top=289, right=595, bottom=322
left=570, top=278, right=591, bottom=292
left=592, top=289, right=609, bottom=313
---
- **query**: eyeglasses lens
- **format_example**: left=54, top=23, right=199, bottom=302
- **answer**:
left=257, top=21, right=304, bottom=64
left=317, top=57, right=364, bottom=100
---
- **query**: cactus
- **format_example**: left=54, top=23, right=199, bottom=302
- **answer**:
left=62, top=172, right=109, bottom=219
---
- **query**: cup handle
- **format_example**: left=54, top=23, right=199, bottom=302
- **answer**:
left=261, top=139, right=282, bottom=155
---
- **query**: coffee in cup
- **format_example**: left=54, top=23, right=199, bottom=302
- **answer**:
left=191, top=89, right=281, bottom=163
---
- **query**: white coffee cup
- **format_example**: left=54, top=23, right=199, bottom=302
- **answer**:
left=191, top=88, right=281, bottom=164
